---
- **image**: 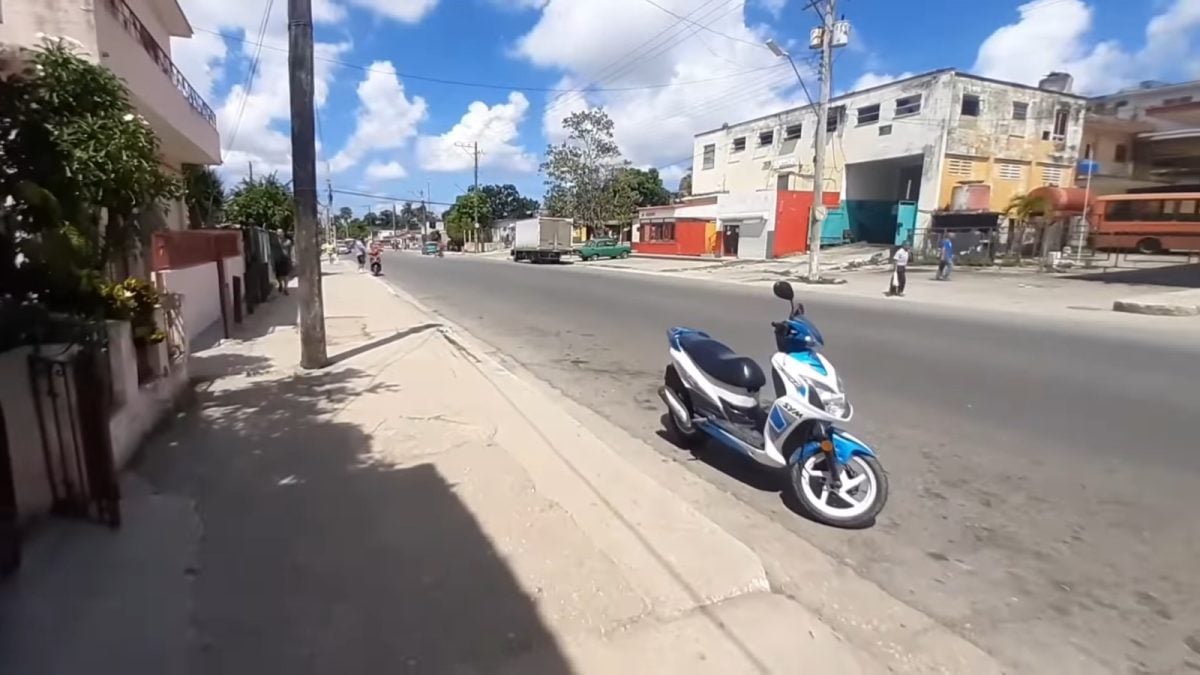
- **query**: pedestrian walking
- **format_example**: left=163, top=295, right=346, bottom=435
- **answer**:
left=274, top=235, right=294, bottom=295
left=887, top=243, right=909, bottom=296
left=353, top=239, right=367, bottom=272
left=936, top=232, right=955, bottom=280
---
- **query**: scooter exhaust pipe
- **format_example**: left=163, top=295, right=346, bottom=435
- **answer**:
left=658, top=386, right=696, bottom=433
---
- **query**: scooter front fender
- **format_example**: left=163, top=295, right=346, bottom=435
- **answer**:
left=790, top=427, right=878, bottom=466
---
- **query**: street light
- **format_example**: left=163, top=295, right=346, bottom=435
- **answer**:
left=766, top=31, right=832, bottom=282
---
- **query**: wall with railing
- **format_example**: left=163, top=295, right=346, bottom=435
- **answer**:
left=94, top=0, right=221, bottom=165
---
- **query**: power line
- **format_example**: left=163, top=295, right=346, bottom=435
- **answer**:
left=543, top=0, right=738, bottom=116
left=635, top=0, right=765, bottom=47
left=193, top=25, right=781, bottom=94
left=224, top=0, right=274, bottom=152
left=332, top=187, right=456, bottom=208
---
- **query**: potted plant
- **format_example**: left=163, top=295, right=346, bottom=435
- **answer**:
left=101, top=278, right=165, bottom=382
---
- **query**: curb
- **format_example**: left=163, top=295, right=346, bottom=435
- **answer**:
left=368, top=274, right=773, bottom=618
left=1112, top=298, right=1200, bottom=317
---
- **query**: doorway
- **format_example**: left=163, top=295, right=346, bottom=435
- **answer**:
left=723, top=224, right=741, bottom=257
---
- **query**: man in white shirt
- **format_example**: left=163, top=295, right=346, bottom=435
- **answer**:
left=888, top=243, right=909, bottom=296
left=352, top=239, right=367, bottom=271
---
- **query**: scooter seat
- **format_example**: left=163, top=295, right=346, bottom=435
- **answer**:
left=677, top=333, right=765, bottom=392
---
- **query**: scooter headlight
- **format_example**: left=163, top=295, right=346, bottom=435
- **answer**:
left=825, top=397, right=850, bottom=419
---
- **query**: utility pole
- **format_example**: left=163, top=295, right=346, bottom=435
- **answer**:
left=287, top=0, right=327, bottom=369
left=248, top=161, right=254, bottom=182
left=456, top=141, right=484, bottom=251
left=808, top=0, right=836, bottom=282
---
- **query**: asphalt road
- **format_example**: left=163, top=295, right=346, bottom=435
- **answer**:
left=380, top=251, right=1200, bottom=673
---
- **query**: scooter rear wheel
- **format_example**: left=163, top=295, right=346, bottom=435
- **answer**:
left=664, top=365, right=703, bottom=448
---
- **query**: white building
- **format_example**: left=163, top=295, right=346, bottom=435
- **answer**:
left=1, top=0, right=222, bottom=231
left=690, top=69, right=1087, bottom=251
left=1082, top=79, right=1200, bottom=192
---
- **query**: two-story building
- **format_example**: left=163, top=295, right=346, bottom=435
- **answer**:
left=1081, top=80, right=1200, bottom=194
left=0, top=0, right=222, bottom=231
left=682, top=69, right=1086, bottom=256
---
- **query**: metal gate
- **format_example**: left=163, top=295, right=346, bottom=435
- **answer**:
left=28, top=344, right=120, bottom=527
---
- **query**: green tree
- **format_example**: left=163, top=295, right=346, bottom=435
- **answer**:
left=677, top=169, right=692, bottom=198
left=617, top=168, right=671, bottom=208
left=479, top=184, right=539, bottom=221
left=540, top=109, right=630, bottom=235
left=1, top=37, right=182, bottom=328
left=225, top=174, right=294, bottom=233
left=444, top=190, right=491, bottom=245
left=183, top=164, right=224, bottom=228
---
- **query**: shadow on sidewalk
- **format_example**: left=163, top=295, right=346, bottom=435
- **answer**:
left=134, top=354, right=574, bottom=673
left=1065, top=262, right=1200, bottom=288
left=328, top=323, right=442, bottom=365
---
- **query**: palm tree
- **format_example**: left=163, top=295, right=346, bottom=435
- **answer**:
left=1004, top=193, right=1051, bottom=261
left=183, top=165, right=225, bottom=229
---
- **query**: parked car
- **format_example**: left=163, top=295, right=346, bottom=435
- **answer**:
left=579, top=238, right=631, bottom=261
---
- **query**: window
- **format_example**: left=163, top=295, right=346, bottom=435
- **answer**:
left=996, top=161, right=1024, bottom=181
left=1105, top=200, right=1164, bottom=222
left=826, top=106, right=844, bottom=132
left=732, top=137, right=746, bottom=152
left=702, top=144, right=715, bottom=170
left=1163, top=96, right=1194, bottom=105
left=1084, top=143, right=1093, bottom=160
left=1114, top=143, right=1128, bottom=163
left=1040, top=165, right=1064, bottom=186
left=784, top=123, right=803, bottom=140
left=878, top=124, right=892, bottom=136
left=758, top=130, right=774, bottom=146
left=961, top=94, right=981, bottom=117
left=641, top=221, right=675, bottom=242
left=777, top=174, right=791, bottom=191
left=894, top=94, right=922, bottom=117
left=946, top=158, right=974, bottom=178
left=856, top=103, right=880, bottom=125
left=1052, top=107, right=1069, bottom=139
left=1012, top=101, right=1029, bottom=120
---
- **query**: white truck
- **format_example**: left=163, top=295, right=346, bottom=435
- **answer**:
left=511, top=217, right=575, bottom=264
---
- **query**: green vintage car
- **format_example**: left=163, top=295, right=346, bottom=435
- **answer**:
left=578, top=238, right=631, bottom=261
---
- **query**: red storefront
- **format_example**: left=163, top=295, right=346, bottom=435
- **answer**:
left=634, top=197, right=719, bottom=256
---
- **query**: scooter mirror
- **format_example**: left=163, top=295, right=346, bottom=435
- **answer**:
left=772, top=281, right=794, bottom=301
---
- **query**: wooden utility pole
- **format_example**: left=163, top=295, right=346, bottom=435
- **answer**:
left=288, top=0, right=327, bottom=369
left=808, top=0, right=836, bottom=282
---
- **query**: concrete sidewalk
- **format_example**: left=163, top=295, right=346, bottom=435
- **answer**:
left=1, top=264, right=887, bottom=674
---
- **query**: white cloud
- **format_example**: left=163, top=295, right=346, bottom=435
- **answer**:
left=329, top=61, right=429, bottom=173
left=173, top=0, right=349, bottom=181
left=758, top=0, right=787, bottom=18
left=344, top=0, right=439, bottom=22
left=850, top=71, right=915, bottom=92
left=365, top=161, right=408, bottom=181
left=515, top=0, right=802, bottom=169
left=418, top=92, right=537, bottom=172
left=973, top=0, right=1200, bottom=95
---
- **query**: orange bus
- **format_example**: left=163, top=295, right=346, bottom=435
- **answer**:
left=1089, top=192, right=1200, bottom=254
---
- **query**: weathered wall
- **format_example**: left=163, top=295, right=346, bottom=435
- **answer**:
left=692, top=72, right=953, bottom=199
left=941, top=74, right=1085, bottom=213
left=0, top=0, right=101, bottom=56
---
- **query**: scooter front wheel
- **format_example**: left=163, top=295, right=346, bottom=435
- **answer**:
left=789, top=453, right=887, bottom=528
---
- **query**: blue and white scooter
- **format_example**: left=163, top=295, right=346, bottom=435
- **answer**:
left=658, top=281, right=888, bottom=528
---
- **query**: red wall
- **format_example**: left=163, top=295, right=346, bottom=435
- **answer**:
left=773, top=191, right=841, bottom=258
left=152, top=230, right=243, bottom=271
left=635, top=219, right=709, bottom=256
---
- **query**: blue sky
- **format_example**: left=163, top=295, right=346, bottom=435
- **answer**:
left=170, top=0, right=1200, bottom=216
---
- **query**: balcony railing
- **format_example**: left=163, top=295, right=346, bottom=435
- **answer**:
left=99, top=0, right=217, bottom=126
